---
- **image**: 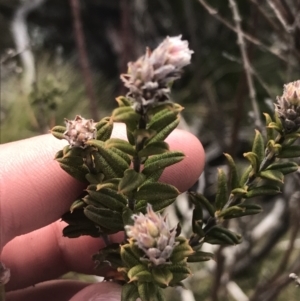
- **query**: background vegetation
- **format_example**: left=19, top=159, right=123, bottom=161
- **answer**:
left=1, top=0, right=300, bottom=300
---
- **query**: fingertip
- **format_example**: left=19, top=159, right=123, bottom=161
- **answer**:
left=69, top=282, right=122, bottom=301
left=162, top=129, right=205, bottom=192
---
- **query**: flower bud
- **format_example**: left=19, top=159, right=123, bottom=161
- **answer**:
left=63, top=115, right=96, bottom=148
left=275, top=80, right=300, bottom=133
left=125, top=204, right=177, bottom=266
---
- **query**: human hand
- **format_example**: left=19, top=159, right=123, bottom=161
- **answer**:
left=0, top=124, right=205, bottom=301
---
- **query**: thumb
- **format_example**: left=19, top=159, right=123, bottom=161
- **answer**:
left=69, top=282, right=122, bottom=301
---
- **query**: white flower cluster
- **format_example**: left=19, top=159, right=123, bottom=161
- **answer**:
left=125, top=204, right=177, bottom=266
left=63, top=115, right=96, bottom=148
left=121, top=35, right=193, bottom=113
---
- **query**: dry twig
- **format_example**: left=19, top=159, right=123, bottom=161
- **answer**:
left=197, top=0, right=287, bottom=62
left=228, top=0, right=262, bottom=130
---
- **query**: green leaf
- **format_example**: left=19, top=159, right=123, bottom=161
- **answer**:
left=120, top=244, right=141, bottom=267
left=205, top=226, right=242, bottom=245
left=252, top=130, right=265, bottom=165
left=224, top=153, right=239, bottom=189
left=112, top=107, right=139, bottom=137
left=187, top=251, right=214, bottom=262
left=243, top=152, right=259, bottom=174
left=138, top=141, right=170, bottom=157
left=128, top=265, right=152, bottom=282
left=215, top=169, right=228, bottom=211
left=105, top=138, right=136, bottom=156
left=235, top=203, right=263, bottom=216
left=123, top=206, right=134, bottom=226
left=146, top=118, right=180, bottom=145
left=167, top=263, right=191, bottom=286
left=240, top=165, right=252, bottom=187
left=118, top=169, right=146, bottom=194
left=121, top=284, right=140, bottom=301
left=86, top=140, right=130, bottom=177
left=230, top=188, right=247, bottom=197
left=148, top=108, right=178, bottom=133
left=70, top=199, right=86, bottom=213
left=95, top=178, right=120, bottom=191
left=51, top=125, right=66, bottom=139
left=95, top=116, right=113, bottom=141
left=278, top=145, right=300, bottom=158
left=274, top=112, right=284, bottom=131
left=134, top=182, right=179, bottom=202
left=245, top=185, right=280, bottom=198
left=142, top=151, right=184, bottom=176
left=218, top=204, right=262, bottom=218
left=138, top=282, right=159, bottom=301
left=85, top=173, right=105, bottom=184
left=266, top=161, right=298, bottom=175
left=85, top=186, right=127, bottom=210
left=152, top=267, right=173, bottom=287
left=135, top=198, right=175, bottom=213
left=192, top=206, right=204, bottom=237
left=188, top=192, right=215, bottom=217
left=84, top=205, right=123, bottom=231
left=57, top=157, right=89, bottom=182
left=170, top=237, right=193, bottom=262
left=259, top=170, right=284, bottom=183
left=116, top=96, right=132, bottom=107
left=264, top=113, right=275, bottom=141
left=216, top=206, right=244, bottom=218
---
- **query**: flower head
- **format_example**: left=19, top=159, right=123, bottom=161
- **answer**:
left=275, top=80, right=300, bottom=133
left=63, top=115, right=96, bottom=148
left=121, top=35, right=193, bottom=113
left=125, top=204, right=177, bottom=266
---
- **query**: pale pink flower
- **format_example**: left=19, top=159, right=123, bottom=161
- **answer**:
left=125, top=204, right=177, bottom=266
left=121, top=36, right=193, bottom=113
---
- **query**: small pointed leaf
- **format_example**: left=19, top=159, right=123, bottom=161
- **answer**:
left=188, top=192, right=215, bottom=217
left=120, top=244, right=140, bottom=267
left=134, top=182, right=179, bottom=202
left=243, top=152, right=259, bottom=174
left=245, top=185, right=280, bottom=198
left=85, top=186, right=127, bottom=210
left=119, top=169, right=146, bottom=194
left=105, top=138, right=136, bottom=156
left=215, top=169, right=228, bottom=211
left=146, top=118, right=180, bottom=145
left=121, top=283, right=140, bottom=301
left=252, top=130, right=265, bottom=165
left=86, top=140, right=130, bottom=177
left=138, top=141, right=169, bottom=157
left=259, top=170, right=284, bottom=183
left=152, top=267, right=173, bottom=287
left=128, top=265, right=151, bottom=282
left=51, top=125, right=66, bottom=139
left=278, top=145, right=300, bottom=158
left=187, top=251, right=214, bottom=262
left=142, top=151, right=184, bottom=176
left=224, top=153, right=239, bottom=189
left=266, top=161, right=298, bottom=175
left=95, top=117, right=113, bottom=141
left=84, top=205, right=123, bottom=231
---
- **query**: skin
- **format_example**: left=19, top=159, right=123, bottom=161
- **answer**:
left=0, top=124, right=205, bottom=301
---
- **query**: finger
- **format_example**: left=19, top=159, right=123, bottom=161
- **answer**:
left=6, top=280, right=89, bottom=301
left=3, top=221, right=123, bottom=291
left=0, top=124, right=205, bottom=248
left=69, top=282, right=121, bottom=301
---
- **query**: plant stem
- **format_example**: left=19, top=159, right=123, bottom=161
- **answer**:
left=129, top=114, right=147, bottom=211
left=0, top=285, right=4, bottom=301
